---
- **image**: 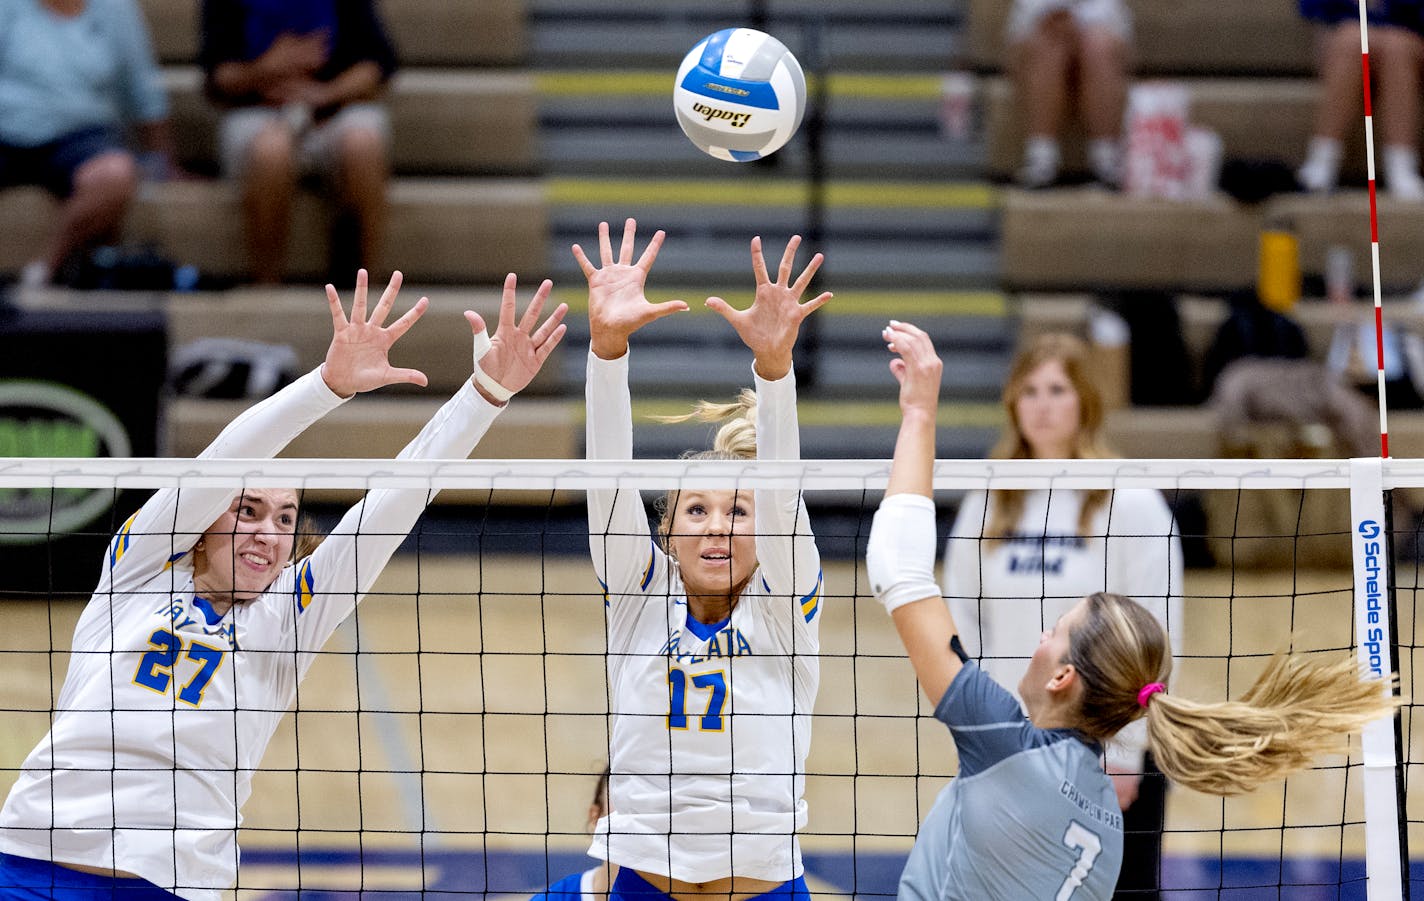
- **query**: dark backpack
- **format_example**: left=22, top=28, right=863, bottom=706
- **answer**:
left=1201, top=290, right=1308, bottom=397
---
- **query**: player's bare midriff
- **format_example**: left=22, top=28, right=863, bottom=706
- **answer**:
left=636, top=869, right=784, bottom=901
left=57, top=860, right=142, bottom=879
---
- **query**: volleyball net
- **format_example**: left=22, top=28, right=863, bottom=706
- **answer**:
left=0, top=456, right=1416, bottom=899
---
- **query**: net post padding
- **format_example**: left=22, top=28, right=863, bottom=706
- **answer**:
left=1349, top=458, right=1406, bottom=901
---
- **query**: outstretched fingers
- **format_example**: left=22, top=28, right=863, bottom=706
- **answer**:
left=464, top=309, right=488, bottom=339
left=597, top=220, right=614, bottom=266
left=884, top=319, right=924, bottom=353
left=387, top=364, right=429, bottom=388
left=791, top=252, right=825, bottom=296
left=518, top=278, right=554, bottom=332
left=498, top=272, right=520, bottom=331
left=617, top=218, right=638, bottom=265
left=325, top=282, right=348, bottom=331
left=800, top=290, right=834, bottom=317
left=884, top=320, right=941, bottom=372
left=571, top=243, right=596, bottom=279
left=573, top=225, right=661, bottom=279
left=385, top=294, right=430, bottom=343
left=635, top=229, right=666, bottom=272
left=749, top=236, right=770, bottom=285
left=777, top=235, right=802, bottom=284
left=533, top=308, right=570, bottom=362
left=350, top=269, right=370, bottom=324
left=369, top=270, right=404, bottom=326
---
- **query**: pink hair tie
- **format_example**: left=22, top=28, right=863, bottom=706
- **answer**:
left=1137, top=683, right=1166, bottom=708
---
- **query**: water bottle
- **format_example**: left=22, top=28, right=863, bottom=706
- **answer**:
left=1258, top=216, right=1300, bottom=313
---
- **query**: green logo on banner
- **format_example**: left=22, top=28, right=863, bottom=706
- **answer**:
left=0, top=382, right=132, bottom=545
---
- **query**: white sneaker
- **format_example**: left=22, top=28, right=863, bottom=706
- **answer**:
left=1390, top=170, right=1424, bottom=201
left=1386, top=148, right=1424, bottom=200
left=19, top=260, right=51, bottom=288
left=1298, top=137, right=1342, bottom=193
left=1088, top=138, right=1122, bottom=189
left=1016, top=137, right=1060, bottom=189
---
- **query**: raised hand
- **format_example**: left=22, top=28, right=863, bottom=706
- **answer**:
left=706, top=235, right=832, bottom=380
left=321, top=269, right=429, bottom=398
left=572, top=219, right=688, bottom=360
left=883, top=320, right=943, bottom=419
left=464, top=272, right=569, bottom=404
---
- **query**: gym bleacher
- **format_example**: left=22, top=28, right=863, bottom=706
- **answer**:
left=3, top=0, right=1416, bottom=471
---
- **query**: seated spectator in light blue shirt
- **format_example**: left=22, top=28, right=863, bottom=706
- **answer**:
left=0, top=0, right=176, bottom=286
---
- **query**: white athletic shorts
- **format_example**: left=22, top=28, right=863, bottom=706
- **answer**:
left=1005, top=0, right=1133, bottom=44
left=219, top=102, right=391, bottom=180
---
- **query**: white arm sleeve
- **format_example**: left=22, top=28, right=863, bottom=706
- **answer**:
left=585, top=349, right=665, bottom=610
left=868, top=494, right=941, bottom=613
left=103, top=368, right=347, bottom=595
left=291, top=381, right=503, bottom=666
left=751, top=366, right=822, bottom=628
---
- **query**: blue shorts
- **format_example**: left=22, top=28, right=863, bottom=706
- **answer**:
left=609, top=868, right=811, bottom=901
left=0, top=126, right=130, bottom=198
left=1304, top=0, right=1412, bottom=24
left=0, top=852, right=179, bottom=900
left=530, top=870, right=585, bottom=901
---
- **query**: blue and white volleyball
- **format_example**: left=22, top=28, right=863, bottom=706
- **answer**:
left=674, top=28, right=806, bottom=162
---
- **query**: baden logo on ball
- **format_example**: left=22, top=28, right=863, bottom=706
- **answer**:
left=673, top=28, right=806, bottom=162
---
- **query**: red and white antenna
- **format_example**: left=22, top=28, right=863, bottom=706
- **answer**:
left=1357, top=2, right=1390, bottom=457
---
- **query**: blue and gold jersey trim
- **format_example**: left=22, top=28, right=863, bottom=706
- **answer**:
left=800, top=572, right=823, bottom=623
left=761, top=572, right=824, bottom=623
left=639, top=540, right=656, bottom=591
left=599, top=539, right=658, bottom=606
left=110, top=513, right=190, bottom=572
left=110, top=513, right=139, bottom=567
left=294, top=559, right=316, bottom=614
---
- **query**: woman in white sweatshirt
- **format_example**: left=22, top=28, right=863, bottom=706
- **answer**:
left=941, top=332, right=1182, bottom=901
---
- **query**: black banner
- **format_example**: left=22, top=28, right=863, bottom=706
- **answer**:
left=0, top=303, right=165, bottom=597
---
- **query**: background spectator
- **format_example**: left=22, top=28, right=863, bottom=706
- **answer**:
left=200, top=0, right=397, bottom=284
left=1007, top=0, right=1132, bottom=188
left=0, top=0, right=175, bottom=287
left=1297, top=0, right=1424, bottom=198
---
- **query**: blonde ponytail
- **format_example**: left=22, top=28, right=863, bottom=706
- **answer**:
left=653, top=390, right=760, bottom=545
left=652, top=388, right=758, bottom=460
left=1067, top=592, right=1402, bottom=798
left=1143, top=653, right=1400, bottom=796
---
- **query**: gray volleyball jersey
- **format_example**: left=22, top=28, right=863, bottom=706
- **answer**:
left=898, top=662, right=1123, bottom=901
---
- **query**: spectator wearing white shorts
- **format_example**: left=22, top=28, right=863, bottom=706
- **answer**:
left=200, top=0, right=397, bottom=284
left=218, top=102, right=390, bottom=183
left=1006, top=0, right=1133, bottom=189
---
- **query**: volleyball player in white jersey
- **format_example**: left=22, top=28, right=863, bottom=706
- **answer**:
left=0, top=269, right=567, bottom=901
left=869, top=321, right=1400, bottom=901
left=573, top=220, right=830, bottom=901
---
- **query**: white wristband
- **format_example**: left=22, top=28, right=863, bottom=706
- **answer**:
left=471, top=329, right=516, bottom=402
left=866, top=493, right=942, bottom=614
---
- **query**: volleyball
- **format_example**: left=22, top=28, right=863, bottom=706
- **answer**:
left=673, top=27, right=806, bottom=162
